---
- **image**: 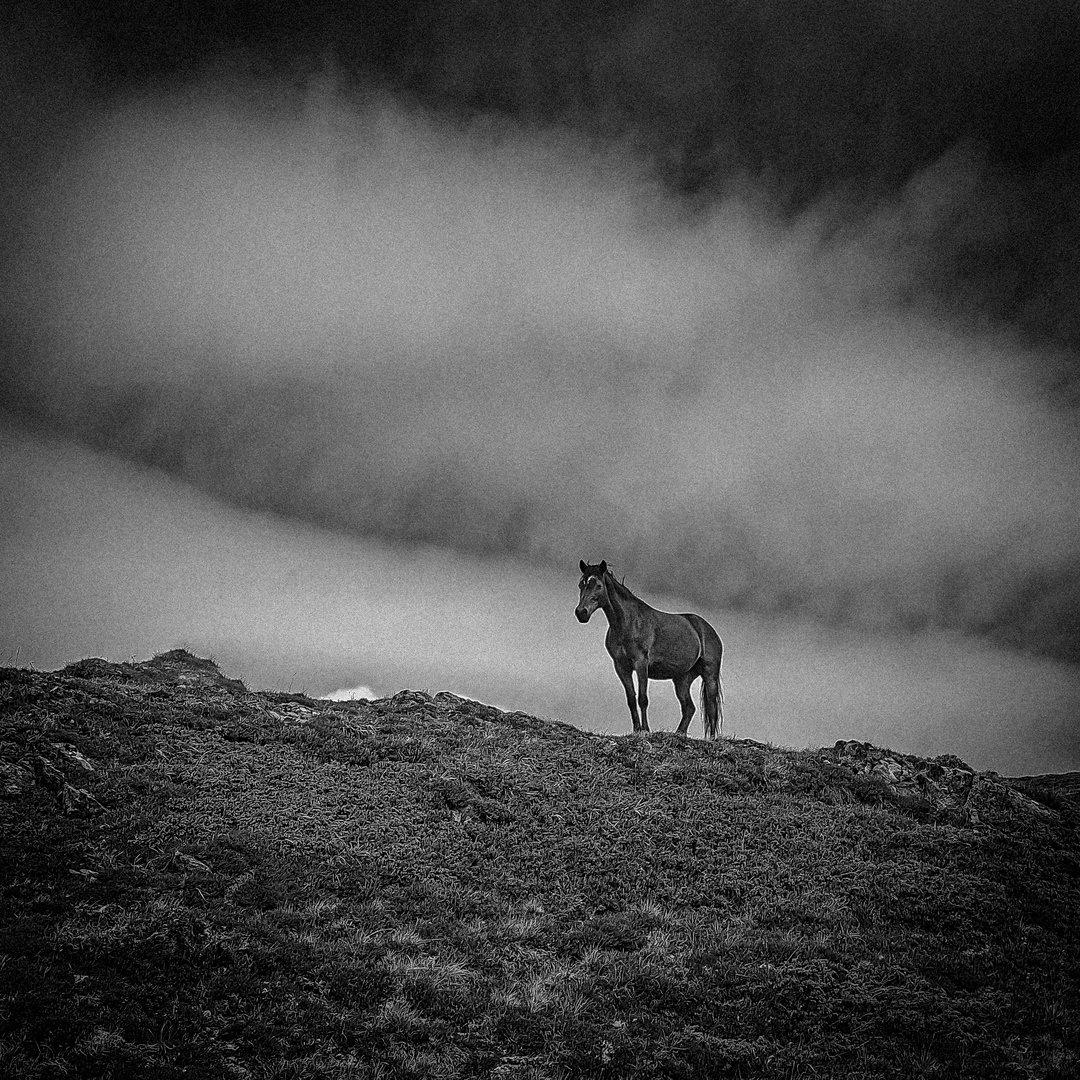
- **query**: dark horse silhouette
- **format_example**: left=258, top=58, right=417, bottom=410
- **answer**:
left=576, top=560, right=725, bottom=737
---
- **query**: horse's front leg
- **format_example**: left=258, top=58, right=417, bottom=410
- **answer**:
left=634, top=661, right=650, bottom=733
left=615, top=664, right=641, bottom=732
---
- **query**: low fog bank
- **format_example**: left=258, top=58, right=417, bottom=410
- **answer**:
left=2, top=81, right=1079, bottom=666
left=1, top=427, right=1077, bottom=775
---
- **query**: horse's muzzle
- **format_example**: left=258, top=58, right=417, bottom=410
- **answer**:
left=575, top=607, right=591, bottom=623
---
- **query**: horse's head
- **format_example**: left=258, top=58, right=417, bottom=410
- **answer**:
left=576, top=559, right=608, bottom=622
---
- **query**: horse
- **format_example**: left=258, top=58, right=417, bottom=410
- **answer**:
left=575, top=560, right=725, bottom=738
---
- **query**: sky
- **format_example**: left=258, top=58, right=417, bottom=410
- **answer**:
left=2, top=0, right=1079, bottom=773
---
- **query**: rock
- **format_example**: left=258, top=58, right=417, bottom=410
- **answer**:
left=33, top=756, right=65, bottom=792
left=51, top=743, right=95, bottom=772
left=831, top=739, right=978, bottom=816
left=392, top=690, right=434, bottom=707
left=61, top=784, right=104, bottom=817
left=0, top=759, right=34, bottom=798
left=872, top=758, right=904, bottom=783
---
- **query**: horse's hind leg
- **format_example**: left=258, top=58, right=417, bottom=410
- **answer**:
left=674, top=672, right=695, bottom=735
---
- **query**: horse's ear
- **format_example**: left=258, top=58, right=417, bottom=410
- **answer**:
left=599, top=560, right=607, bottom=574
left=579, top=560, right=588, bottom=574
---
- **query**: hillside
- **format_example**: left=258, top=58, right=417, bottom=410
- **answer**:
left=1, top=650, right=1078, bottom=1079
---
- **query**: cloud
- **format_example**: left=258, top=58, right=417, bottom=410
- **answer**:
left=321, top=686, right=379, bottom=702
left=1, top=66, right=1078, bottom=666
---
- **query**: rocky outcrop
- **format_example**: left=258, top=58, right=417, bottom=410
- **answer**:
left=0, top=734, right=101, bottom=816
left=830, top=739, right=1075, bottom=825
left=0, top=649, right=242, bottom=816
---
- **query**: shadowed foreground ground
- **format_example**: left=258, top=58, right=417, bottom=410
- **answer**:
left=1, top=650, right=1078, bottom=1078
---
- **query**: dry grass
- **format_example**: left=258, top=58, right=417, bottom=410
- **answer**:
left=1, top=649, right=1078, bottom=1078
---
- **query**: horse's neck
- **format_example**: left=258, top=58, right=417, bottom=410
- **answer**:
left=601, top=575, right=640, bottom=629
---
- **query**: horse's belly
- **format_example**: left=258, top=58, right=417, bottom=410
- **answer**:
left=647, top=659, right=687, bottom=680
left=646, top=620, right=701, bottom=679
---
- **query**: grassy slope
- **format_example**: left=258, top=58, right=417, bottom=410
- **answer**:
left=1, top=650, right=1078, bottom=1080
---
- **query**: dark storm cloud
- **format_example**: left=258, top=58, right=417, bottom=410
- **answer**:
left=1, top=0, right=1079, bottom=664
left=13, top=0, right=1080, bottom=354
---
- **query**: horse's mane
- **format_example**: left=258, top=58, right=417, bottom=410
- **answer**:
left=603, top=567, right=639, bottom=602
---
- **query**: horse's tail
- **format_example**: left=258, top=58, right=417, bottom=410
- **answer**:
left=716, top=670, right=725, bottom=739
left=702, top=666, right=724, bottom=740
left=687, top=614, right=725, bottom=740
